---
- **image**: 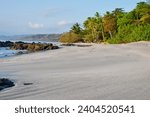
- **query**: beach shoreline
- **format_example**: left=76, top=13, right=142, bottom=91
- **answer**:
left=0, top=41, right=150, bottom=100
left=0, top=40, right=59, bottom=59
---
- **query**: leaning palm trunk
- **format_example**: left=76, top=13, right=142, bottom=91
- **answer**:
left=109, top=31, right=113, bottom=39
left=101, top=24, right=105, bottom=41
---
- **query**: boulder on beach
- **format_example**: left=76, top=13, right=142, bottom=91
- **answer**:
left=61, top=43, right=76, bottom=46
left=0, top=78, right=15, bottom=91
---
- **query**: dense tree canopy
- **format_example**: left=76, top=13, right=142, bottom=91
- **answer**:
left=103, top=12, right=117, bottom=39
left=83, top=12, right=104, bottom=42
left=59, top=2, right=150, bottom=43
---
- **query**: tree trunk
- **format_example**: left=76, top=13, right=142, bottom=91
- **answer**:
left=109, top=31, right=113, bottom=39
left=101, top=24, right=105, bottom=41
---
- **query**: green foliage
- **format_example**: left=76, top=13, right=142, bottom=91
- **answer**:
left=60, top=2, right=150, bottom=44
left=83, top=12, right=104, bottom=42
left=117, top=10, right=138, bottom=27
left=140, top=14, right=150, bottom=24
left=103, top=12, right=117, bottom=39
left=107, top=2, right=150, bottom=43
left=112, top=8, right=124, bottom=16
left=107, top=24, right=150, bottom=44
left=70, top=23, right=82, bottom=34
left=59, top=32, right=83, bottom=43
left=136, top=2, right=150, bottom=19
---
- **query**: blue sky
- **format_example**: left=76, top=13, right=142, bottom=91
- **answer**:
left=0, top=0, right=143, bottom=35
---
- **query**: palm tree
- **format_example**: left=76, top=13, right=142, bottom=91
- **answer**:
left=95, top=12, right=105, bottom=40
left=71, top=23, right=82, bottom=34
left=112, top=8, right=124, bottom=16
left=83, top=12, right=105, bottom=42
left=103, top=11, right=117, bottom=39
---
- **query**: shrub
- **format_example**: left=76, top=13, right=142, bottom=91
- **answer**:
left=107, top=24, right=150, bottom=44
left=59, top=32, right=83, bottom=43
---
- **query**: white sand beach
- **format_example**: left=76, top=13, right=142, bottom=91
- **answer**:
left=0, top=42, right=150, bottom=100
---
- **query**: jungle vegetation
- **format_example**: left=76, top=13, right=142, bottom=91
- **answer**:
left=59, top=1, right=150, bottom=44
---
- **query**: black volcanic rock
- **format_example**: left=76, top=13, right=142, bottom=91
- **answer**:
left=0, top=78, right=15, bottom=91
left=0, top=41, right=14, bottom=47
left=0, top=41, right=59, bottom=52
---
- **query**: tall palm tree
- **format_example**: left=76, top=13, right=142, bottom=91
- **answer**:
left=83, top=12, right=105, bottom=41
left=71, top=23, right=82, bottom=34
left=112, top=8, right=124, bottom=16
left=95, top=12, right=105, bottom=40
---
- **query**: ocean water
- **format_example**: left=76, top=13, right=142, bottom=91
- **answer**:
left=0, top=47, right=21, bottom=58
left=0, top=40, right=60, bottom=59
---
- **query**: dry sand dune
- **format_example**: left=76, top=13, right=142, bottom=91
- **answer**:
left=0, top=42, right=150, bottom=100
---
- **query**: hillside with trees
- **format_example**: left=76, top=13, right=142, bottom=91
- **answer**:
left=59, top=1, right=150, bottom=44
left=0, top=34, right=61, bottom=42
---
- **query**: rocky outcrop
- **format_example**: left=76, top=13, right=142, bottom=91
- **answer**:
left=0, top=41, right=59, bottom=52
left=0, top=41, right=14, bottom=47
left=0, top=78, right=15, bottom=91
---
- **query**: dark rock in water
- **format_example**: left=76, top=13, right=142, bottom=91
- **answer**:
left=15, top=41, right=26, bottom=44
left=23, top=83, right=33, bottom=86
left=0, top=78, right=15, bottom=91
left=11, top=43, right=28, bottom=50
left=16, top=51, right=27, bottom=55
left=0, top=41, right=59, bottom=53
left=0, top=41, right=14, bottom=47
left=11, top=42, right=59, bottom=52
left=52, top=45, right=59, bottom=49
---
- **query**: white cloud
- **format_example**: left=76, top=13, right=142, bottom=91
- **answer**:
left=57, top=20, right=73, bottom=27
left=28, top=22, right=44, bottom=29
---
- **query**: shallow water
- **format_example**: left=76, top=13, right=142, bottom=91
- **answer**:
left=0, top=40, right=60, bottom=59
left=0, top=47, right=19, bottom=58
